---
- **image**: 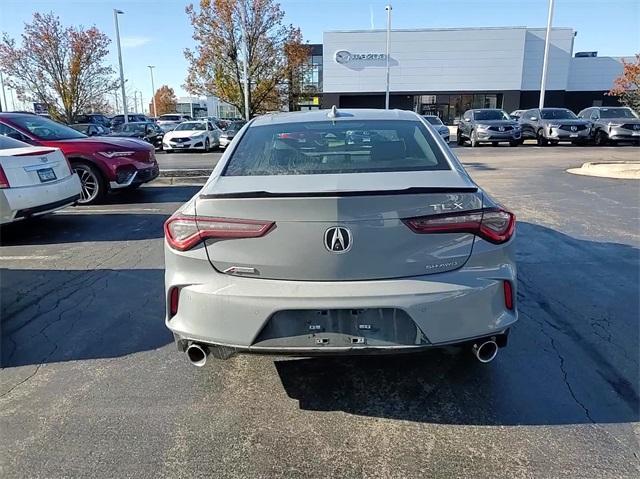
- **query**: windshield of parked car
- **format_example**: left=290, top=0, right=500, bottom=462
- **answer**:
left=540, top=109, right=577, bottom=120
left=423, top=116, right=444, bottom=126
left=174, top=122, right=206, bottom=131
left=70, top=124, right=90, bottom=134
left=473, top=110, right=510, bottom=121
left=10, top=115, right=86, bottom=140
left=226, top=121, right=245, bottom=131
left=598, top=108, right=638, bottom=119
left=160, top=115, right=181, bottom=121
left=123, top=123, right=147, bottom=133
left=224, top=120, right=449, bottom=176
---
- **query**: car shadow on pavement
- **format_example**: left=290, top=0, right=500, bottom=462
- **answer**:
left=276, top=222, right=639, bottom=426
left=1, top=268, right=171, bottom=368
left=101, top=185, right=201, bottom=205
left=0, top=212, right=167, bottom=245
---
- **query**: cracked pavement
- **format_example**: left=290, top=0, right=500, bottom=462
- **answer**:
left=1, top=146, right=639, bottom=478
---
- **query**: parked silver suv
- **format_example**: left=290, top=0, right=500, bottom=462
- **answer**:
left=519, top=108, right=591, bottom=145
left=577, top=106, right=640, bottom=145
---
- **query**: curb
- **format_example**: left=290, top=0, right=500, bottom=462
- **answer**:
left=159, top=169, right=213, bottom=177
left=567, top=161, right=640, bottom=180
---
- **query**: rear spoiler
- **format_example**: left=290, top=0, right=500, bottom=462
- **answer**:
left=200, top=186, right=478, bottom=199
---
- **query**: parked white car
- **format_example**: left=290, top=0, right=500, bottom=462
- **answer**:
left=156, top=114, right=192, bottom=133
left=162, top=120, right=221, bottom=152
left=0, top=136, right=81, bottom=224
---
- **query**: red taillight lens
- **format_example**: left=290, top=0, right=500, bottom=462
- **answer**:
left=169, top=286, right=180, bottom=317
left=0, top=165, right=9, bottom=189
left=403, top=208, right=515, bottom=244
left=503, top=280, right=514, bottom=310
left=164, top=215, right=275, bottom=251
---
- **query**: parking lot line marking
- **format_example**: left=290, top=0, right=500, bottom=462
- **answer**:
left=0, top=255, right=60, bottom=260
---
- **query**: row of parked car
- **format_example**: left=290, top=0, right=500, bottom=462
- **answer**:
left=424, top=106, right=640, bottom=147
left=69, top=113, right=246, bottom=152
left=0, top=110, right=251, bottom=224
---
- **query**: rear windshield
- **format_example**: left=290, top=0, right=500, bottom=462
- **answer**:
left=223, top=120, right=449, bottom=176
left=540, top=109, right=577, bottom=120
left=160, top=115, right=180, bottom=121
left=423, top=116, right=443, bottom=125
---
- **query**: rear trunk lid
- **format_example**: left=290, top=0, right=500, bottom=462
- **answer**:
left=0, top=147, right=72, bottom=188
left=195, top=171, right=482, bottom=281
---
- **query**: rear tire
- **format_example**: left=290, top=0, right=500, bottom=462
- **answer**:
left=204, top=138, right=210, bottom=152
left=72, top=162, right=106, bottom=205
left=536, top=130, right=548, bottom=146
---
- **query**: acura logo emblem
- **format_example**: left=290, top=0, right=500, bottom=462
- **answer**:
left=499, top=126, right=505, bottom=132
left=39, top=157, right=48, bottom=163
left=324, top=227, right=352, bottom=253
left=571, top=125, right=578, bottom=132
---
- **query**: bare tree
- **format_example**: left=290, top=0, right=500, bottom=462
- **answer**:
left=184, top=0, right=308, bottom=117
left=0, top=12, right=119, bottom=122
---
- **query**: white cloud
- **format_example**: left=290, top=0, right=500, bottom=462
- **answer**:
left=120, top=36, right=151, bottom=48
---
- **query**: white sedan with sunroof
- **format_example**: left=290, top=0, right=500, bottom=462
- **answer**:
left=0, top=136, right=81, bottom=224
left=162, top=120, right=222, bottom=152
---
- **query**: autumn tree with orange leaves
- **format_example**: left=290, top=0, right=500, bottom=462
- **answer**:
left=151, top=85, right=178, bottom=116
left=609, top=54, right=640, bottom=112
left=0, top=13, right=118, bottom=123
left=184, top=0, right=309, bottom=118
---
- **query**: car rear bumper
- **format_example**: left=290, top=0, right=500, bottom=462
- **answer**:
left=0, top=174, right=81, bottom=224
left=165, top=240, right=517, bottom=355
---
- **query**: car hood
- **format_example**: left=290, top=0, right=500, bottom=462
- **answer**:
left=45, top=137, right=152, bottom=150
left=602, top=117, right=640, bottom=124
left=165, top=130, right=205, bottom=139
left=474, top=120, right=519, bottom=127
left=540, top=118, right=589, bottom=125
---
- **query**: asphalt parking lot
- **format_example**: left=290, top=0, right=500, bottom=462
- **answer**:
left=1, top=145, right=639, bottom=478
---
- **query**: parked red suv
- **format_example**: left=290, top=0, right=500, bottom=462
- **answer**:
left=0, top=113, right=159, bottom=204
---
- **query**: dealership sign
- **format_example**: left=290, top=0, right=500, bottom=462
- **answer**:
left=334, top=50, right=386, bottom=64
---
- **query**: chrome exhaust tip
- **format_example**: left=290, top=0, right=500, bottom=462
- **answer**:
left=186, top=343, right=208, bottom=367
left=472, top=340, right=499, bottom=363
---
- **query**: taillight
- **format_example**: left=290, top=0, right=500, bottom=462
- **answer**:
left=0, top=165, right=9, bottom=189
left=164, top=215, right=275, bottom=251
left=403, top=208, right=515, bottom=244
left=503, top=280, right=514, bottom=310
left=169, top=286, right=180, bottom=318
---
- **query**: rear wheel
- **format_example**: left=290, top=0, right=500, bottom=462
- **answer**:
left=536, top=130, right=548, bottom=146
left=72, top=162, right=105, bottom=205
left=594, top=130, right=609, bottom=146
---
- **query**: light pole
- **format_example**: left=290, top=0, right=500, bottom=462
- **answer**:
left=385, top=5, right=392, bottom=110
left=539, top=0, right=555, bottom=109
left=138, top=92, right=144, bottom=114
left=0, top=71, right=7, bottom=112
left=134, top=91, right=138, bottom=113
left=240, top=4, right=250, bottom=121
left=113, top=9, right=128, bottom=123
left=148, top=65, right=157, bottom=116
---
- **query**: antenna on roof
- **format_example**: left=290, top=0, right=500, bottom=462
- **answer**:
left=327, top=105, right=338, bottom=119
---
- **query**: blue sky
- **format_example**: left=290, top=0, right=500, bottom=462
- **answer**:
left=1, top=0, right=639, bottom=107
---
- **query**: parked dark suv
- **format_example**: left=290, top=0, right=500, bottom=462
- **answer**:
left=457, top=108, right=521, bottom=147
left=577, top=106, right=640, bottom=145
left=73, top=113, right=112, bottom=131
left=109, top=121, right=164, bottom=149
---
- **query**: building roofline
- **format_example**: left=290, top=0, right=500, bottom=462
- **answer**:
left=324, top=26, right=575, bottom=34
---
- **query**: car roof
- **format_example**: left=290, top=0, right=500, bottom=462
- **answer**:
left=251, top=108, right=420, bottom=127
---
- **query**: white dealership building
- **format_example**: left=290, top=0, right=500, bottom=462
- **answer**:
left=319, top=27, right=631, bottom=124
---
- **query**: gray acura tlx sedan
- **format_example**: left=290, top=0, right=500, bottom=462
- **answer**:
left=164, top=108, right=517, bottom=367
